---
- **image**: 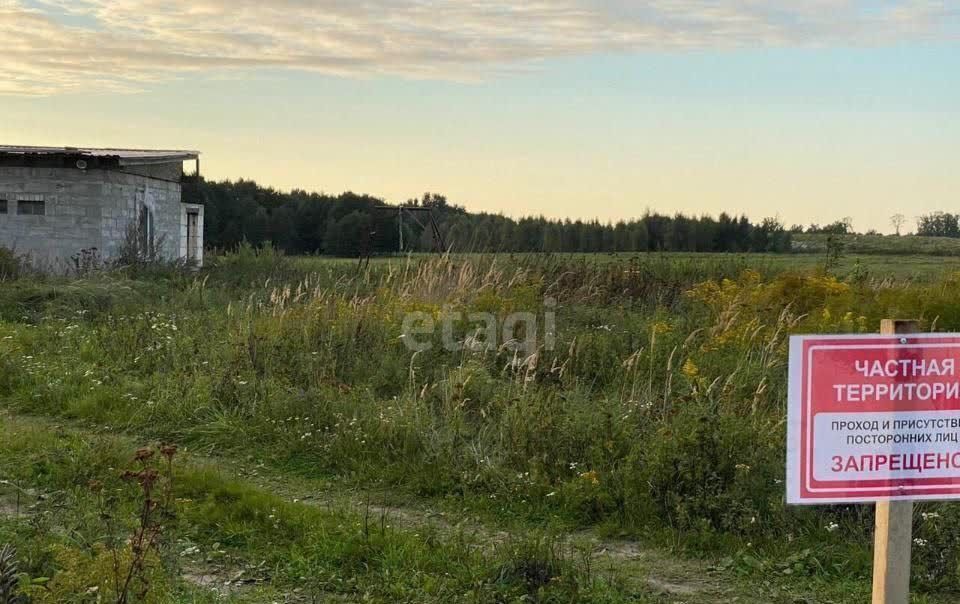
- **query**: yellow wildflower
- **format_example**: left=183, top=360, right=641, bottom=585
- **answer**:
left=579, top=470, right=600, bottom=486
left=652, top=321, right=672, bottom=335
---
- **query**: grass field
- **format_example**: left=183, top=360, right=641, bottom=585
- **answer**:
left=537, top=250, right=960, bottom=279
left=2, top=247, right=960, bottom=602
left=318, top=248, right=960, bottom=281
left=793, top=233, right=960, bottom=257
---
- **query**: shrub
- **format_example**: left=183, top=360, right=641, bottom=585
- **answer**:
left=627, top=408, right=782, bottom=537
left=0, top=248, right=27, bottom=282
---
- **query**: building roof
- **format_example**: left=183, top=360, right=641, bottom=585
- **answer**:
left=0, top=145, right=199, bottom=166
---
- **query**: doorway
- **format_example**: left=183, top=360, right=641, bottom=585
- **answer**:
left=186, top=210, right=199, bottom=262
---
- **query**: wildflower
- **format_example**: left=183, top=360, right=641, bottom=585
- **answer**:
left=825, top=522, right=839, bottom=532
left=681, top=358, right=699, bottom=377
left=122, top=468, right=159, bottom=489
left=652, top=321, right=671, bottom=335
left=914, top=538, right=928, bottom=547
left=134, top=447, right=155, bottom=462
left=579, top=470, right=600, bottom=486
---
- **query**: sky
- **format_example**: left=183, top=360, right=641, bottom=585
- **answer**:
left=1, top=1, right=958, bottom=233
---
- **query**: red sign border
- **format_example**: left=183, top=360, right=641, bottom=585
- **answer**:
left=788, top=334, right=960, bottom=504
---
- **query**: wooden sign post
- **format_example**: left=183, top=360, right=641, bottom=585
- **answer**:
left=785, top=320, right=959, bottom=604
left=872, top=319, right=918, bottom=604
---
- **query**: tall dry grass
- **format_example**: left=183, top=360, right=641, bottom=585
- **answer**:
left=4, top=250, right=960, bottom=588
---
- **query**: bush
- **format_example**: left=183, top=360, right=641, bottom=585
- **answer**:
left=205, top=241, right=301, bottom=290
left=0, top=247, right=27, bottom=282
left=628, top=409, right=784, bottom=537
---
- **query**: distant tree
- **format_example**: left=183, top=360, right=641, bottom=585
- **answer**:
left=748, top=217, right=791, bottom=252
left=890, top=213, right=906, bottom=236
left=644, top=213, right=669, bottom=251
left=193, top=177, right=810, bottom=256
left=543, top=223, right=563, bottom=252
left=916, top=212, right=960, bottom=238
left=324, top=211, right=372, bottom=256
left=670, top=214, right=693, bottom=251
left=630, top=221, right=649, bottom=251
left=807, top=220, right=851, bottom=235
left=612, top=221, right=630, bottom=252
left=693, top=216, right=716, bottom=251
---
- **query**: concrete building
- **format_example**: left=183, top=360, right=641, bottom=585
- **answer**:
left=0, top=145, right=203, bottom=270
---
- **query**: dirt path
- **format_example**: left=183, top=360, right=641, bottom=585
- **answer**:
left=0, top=410, right=855, bottom=603
left=154, top=445, right=833, bottom=603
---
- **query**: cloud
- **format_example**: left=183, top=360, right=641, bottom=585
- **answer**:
left=1, top=0, right=957, bottom=95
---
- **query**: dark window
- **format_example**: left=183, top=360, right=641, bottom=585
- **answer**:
left=17, top=200, right=45, bottom=216
left=0, top=200, right=6, bottom=214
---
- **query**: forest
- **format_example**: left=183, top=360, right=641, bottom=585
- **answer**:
left=184, top=178, right=794, bottom=256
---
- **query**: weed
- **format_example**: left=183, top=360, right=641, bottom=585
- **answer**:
left=0, top=545, right=24, bottom=604
left=0, top=248, right=30, bottom=283
left=4, top=251, right=960, bottom=600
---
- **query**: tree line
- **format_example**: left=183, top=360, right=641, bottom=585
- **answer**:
left=916, top=212, right=960, bottom=238
left=184, top=178, right=798, bottom=256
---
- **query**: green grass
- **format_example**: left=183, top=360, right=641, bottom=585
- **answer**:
left=299, top=248, right=960, bottom=282
left=0, top=411, right=642, bottom=603
left=794, top=233, right=960, bottom=256
left=5, top=410, right=943, bottom=604
left=3, top=247, right=960, bottom=602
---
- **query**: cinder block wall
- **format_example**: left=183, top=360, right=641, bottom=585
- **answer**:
left=0, top=166, right=183, bottom=271
left=121, top=162, right=184, bottom=181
